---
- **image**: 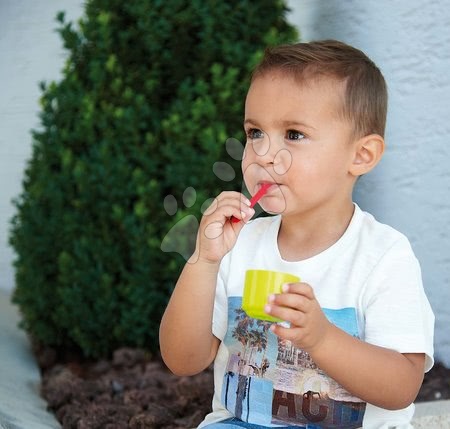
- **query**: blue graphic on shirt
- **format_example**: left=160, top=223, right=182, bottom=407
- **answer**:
left=221, top=297, right=365, bottom=428
left=206, top=417, right=311, bottom=428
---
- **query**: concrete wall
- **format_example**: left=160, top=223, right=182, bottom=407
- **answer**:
left=0, top=1, right=448, bottom=365
left=287, top=0, right=450, bottom=365
left=0, top=1, right=84, bottom=293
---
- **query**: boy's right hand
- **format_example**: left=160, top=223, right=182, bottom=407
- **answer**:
left=191, top=191, right=255, bottom=264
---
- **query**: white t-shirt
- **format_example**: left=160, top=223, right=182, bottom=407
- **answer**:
left=198, top=204, right=434, bottom=429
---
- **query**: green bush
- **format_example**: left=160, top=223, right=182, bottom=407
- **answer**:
left=10, top=0, right=298, bottom=358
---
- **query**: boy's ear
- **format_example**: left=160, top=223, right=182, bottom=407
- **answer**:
left=349, top=134, right=385, bottom=177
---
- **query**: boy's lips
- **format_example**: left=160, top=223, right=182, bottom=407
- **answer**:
left=256, top=181, right=278, bottom=193
left=231, top=182, right=277, bottom=223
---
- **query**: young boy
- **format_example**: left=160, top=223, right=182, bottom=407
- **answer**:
left=159, top=40, right=434, bottom=428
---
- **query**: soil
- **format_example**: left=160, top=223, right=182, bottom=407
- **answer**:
left=35, top=345, right=450, bottom=429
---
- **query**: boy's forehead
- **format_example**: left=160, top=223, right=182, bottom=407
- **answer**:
left=249, top=69, right=346, bottom=96
left=246, top=71, right=346, bottom=119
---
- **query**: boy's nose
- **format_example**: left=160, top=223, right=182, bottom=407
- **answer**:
left=253, top=134, right=278, bottom=163
left=251, top=136, right=292, bottom=175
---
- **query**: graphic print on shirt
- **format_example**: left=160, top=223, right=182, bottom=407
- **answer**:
left=221, top=297, right=366, bottom=428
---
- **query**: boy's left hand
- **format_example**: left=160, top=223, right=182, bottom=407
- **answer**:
left=265, top=282, right=332, bottom=354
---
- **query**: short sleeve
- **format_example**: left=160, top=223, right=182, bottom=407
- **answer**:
left=363, top=236, right=435, bottom=372
left=212, top=253, right=230, bottom=341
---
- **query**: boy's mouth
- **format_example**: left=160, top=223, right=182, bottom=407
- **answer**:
left=256, top=181, right=277, bottom=193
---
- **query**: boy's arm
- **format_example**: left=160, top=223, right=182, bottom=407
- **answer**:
left=308, top=324, right=424, bottom=410
left=267, top=282, right=425, bottom=410
left=160, top=191, right=254, bottom=376
left=159, top=258, right=221, bottom=376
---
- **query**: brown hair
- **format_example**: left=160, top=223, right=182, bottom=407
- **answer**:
left=252, top=40, right=388, bottom=138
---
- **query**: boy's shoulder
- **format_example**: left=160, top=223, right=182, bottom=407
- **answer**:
left=355, top=205, right=414, bottom=255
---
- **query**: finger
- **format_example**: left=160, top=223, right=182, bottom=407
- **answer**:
left=202, top=193, right=240, bottom=216
left=218, top=202, right=255, bottom=223
left=283, top=282, right=315, bottom=300
left=270, top=323, right=304, bottom=342
left=204, top=220, right=227, bottom=240
left=202, top=206, right=254, bottom=238
left=202, top=197, right=219, bottom=216
left=204, top=193, right=252, bottom=215
left=268, top=292, right=310, bottom=313
left=264, top=302, right=305, bottom=327
left=229, top=209, right=255, bottom=224
left=220, top=196, right=254, bottom=219
left=203, top=196, right=254, bottom=221
left=215, top=191, right=251, bottom=208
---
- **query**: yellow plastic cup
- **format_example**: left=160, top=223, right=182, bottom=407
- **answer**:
left=242, top=269, right=300, bottom=322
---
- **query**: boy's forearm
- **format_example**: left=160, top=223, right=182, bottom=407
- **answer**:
left=159, top=257, right=221, bottom=376
left=308, top=324, right=425, bottom=410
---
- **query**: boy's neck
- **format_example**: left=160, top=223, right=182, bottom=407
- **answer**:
left=277, top=201, right=355, bottom=262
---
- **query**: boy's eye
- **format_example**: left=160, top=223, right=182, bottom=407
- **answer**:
left=247, top=128, right=264, bottom=140
left=287, top=130, right=305, bottom=141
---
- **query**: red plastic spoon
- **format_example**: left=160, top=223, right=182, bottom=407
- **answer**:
left=231, top=183, right=272, bottom=223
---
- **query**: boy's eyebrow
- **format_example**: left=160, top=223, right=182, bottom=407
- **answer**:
left=279, top=120, right=317, bottom=131
left=244, top=118, right=317, bottom=131
left=243, top=118, right=259, bottom=127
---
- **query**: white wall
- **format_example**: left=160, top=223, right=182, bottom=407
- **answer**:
left=287, top=0, right=450, bottom=365
left=0, top=1, right=84, bottom=293
left=0, top=1, right=448, bottom=365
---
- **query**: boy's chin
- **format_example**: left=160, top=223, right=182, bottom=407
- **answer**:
left=260, top=203, right=285, bottom=216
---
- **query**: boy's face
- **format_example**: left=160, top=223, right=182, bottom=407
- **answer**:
left=242, top=71, right=358, bottom=218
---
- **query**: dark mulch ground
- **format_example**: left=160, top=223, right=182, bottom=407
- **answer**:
left=35, top=345, right=450, bottom=429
